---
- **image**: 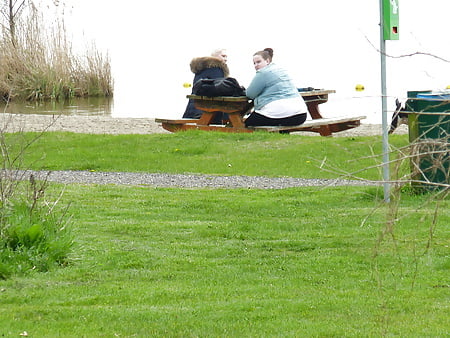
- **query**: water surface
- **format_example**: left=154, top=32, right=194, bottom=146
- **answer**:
left=1, top=97, right=113, bottom=116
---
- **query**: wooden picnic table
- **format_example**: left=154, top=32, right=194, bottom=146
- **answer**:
left=155, top=89, right=365, bottom=136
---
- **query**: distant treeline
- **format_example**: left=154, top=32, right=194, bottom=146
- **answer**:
left=0, top=2, right=113, bottom=102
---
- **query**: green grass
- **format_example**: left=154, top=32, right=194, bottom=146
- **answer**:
left=16, top=130, right=409, bottom=180
left=0, top=184, right=448, bottom=336
left=0, top=198, right=73, bottom=278
left=0, top=131, right=448, bottom=336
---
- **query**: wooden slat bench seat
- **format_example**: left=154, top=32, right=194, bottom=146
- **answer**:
left=155, top=117, right=252, bottom=133
left=156, top=116, right=367, bottom=135
left=251, top=116, right=367, bottom=135
left=155, top=118, right=199, bottom=125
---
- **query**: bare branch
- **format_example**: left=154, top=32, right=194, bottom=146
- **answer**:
left=364, top=34, right=450, bottom=63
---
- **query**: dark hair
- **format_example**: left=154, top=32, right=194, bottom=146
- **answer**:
left=254, top=47, right=274, bottom=62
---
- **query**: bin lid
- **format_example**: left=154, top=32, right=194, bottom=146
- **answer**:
left=416, top=90, right=450, bottom=100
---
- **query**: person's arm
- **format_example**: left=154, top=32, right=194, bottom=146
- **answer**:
left=245, top=72, right=266, bottom=99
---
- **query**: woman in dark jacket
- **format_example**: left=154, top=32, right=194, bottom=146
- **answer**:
left=182, top=53, right=229, bottom=122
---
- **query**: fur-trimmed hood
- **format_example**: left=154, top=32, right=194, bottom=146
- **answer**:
left=190, top=57, right=229, bottom=77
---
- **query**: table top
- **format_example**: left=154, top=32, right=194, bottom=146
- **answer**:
left=299, top=89, right=335, bottom=96
left=187, top=95, right=249, bottom=102
left=187, top=89, right=335, bottom=101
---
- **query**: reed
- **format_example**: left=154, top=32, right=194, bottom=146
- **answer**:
left=0, top=4, right=113, bottom=102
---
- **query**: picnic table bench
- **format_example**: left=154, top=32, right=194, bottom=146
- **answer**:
left=155, top=89, right=366, bottom=136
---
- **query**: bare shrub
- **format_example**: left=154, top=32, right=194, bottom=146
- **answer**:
left=410, top=137, right=449, bottom=190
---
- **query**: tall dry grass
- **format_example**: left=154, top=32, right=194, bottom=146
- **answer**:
left=0, top=5, right=113, bottom=102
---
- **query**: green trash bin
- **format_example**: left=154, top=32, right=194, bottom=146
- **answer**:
left=404, top=90, right=450, bottom=191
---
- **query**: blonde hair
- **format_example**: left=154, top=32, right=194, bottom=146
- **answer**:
left=211, top=48, right=226, bottom=57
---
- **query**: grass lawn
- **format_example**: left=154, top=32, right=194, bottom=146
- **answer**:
left=14, top=130, right=410, bottom=180
left=0, top=131, right=448, bottom=336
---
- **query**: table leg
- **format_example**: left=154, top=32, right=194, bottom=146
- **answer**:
left=305, top=101, right=322, bottom=119
left=197, top=112, right=216, bottom=125
left=304, top=94, right=331, bottom=136
left=227, top=113, right=246, bottom=128
left=317, top=125, right=332, bottom=136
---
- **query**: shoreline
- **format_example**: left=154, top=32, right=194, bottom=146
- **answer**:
left=0, top=113, right=409, bottom=136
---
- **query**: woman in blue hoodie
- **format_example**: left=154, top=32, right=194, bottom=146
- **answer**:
left=245, top=48, right=307, bottom=127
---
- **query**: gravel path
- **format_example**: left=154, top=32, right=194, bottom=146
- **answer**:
left=21, top=170, right=380, bottom=189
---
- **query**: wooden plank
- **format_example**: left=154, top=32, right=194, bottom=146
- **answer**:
left=186, top=95, right=253, bottom=114
left=160, top=122, right=253, bottom=133
left=300, top=116, right=366, bottom=127
left=155, top=118, right=199, bottom=124
left=299, top=89, right=336, bottom=97
left=187, top=95, right=250, bottom=102
left=252, top=116, right=366, bottom=129
left=251, top=116, right=366, bottom=134
left=194, top=100, right=253, bottom=114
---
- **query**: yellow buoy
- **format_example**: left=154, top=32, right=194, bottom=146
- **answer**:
left=183, top=82, right=192, bottom=88
left=355, top=84, right=365, bottom=92
left=446, top=85, right=450, bottom=90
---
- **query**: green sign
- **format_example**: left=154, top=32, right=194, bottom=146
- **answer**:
left=383, top=0, right=399, bottom=40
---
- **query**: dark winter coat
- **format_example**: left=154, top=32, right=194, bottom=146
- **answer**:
left=182, top=57, right=229, bottom=120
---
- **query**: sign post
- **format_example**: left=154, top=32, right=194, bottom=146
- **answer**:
left=379, top=0, right=399, bottom=203
left=383, top=0, right=399, bottom=40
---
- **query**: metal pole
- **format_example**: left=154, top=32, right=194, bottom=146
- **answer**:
left=379, top=0, right=390, bottom=203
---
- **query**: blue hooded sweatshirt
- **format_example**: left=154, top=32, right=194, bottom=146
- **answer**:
left=246, top=63, right=299, bottom=110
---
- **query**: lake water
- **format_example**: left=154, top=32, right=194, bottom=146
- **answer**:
left=1, top=97, right=113, bottom=116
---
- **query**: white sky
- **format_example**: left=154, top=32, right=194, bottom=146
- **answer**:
left=54, top=0, right=450, bottom=122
